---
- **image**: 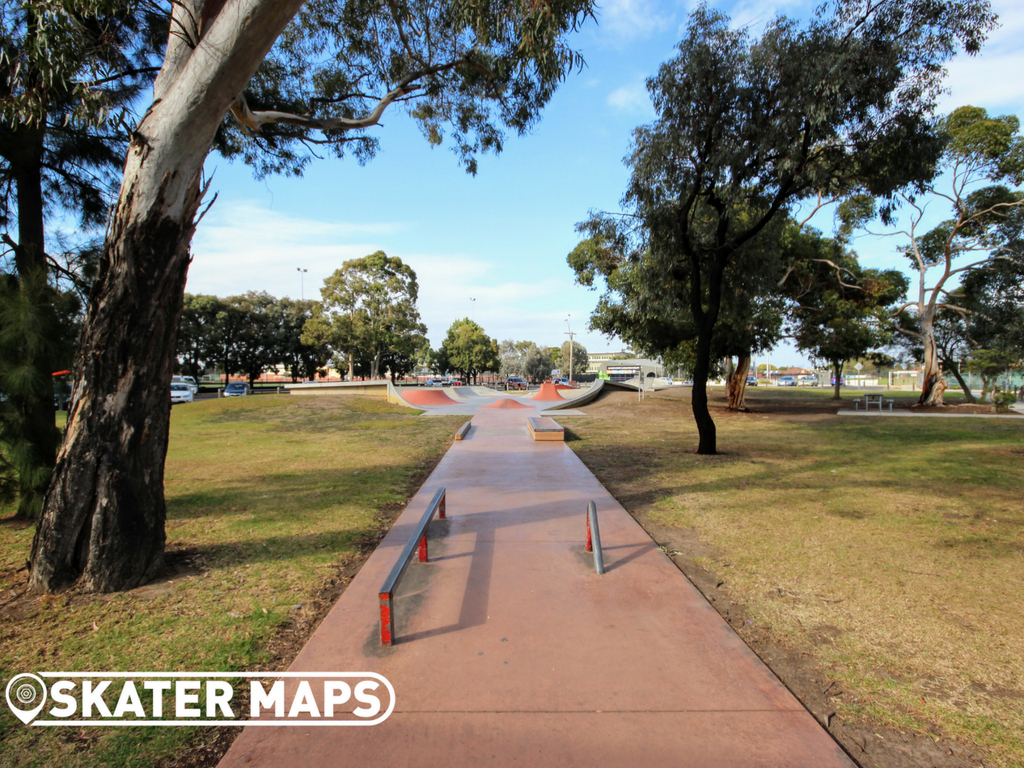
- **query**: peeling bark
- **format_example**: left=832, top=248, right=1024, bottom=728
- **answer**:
left=918, top=317, right=946, bottom=406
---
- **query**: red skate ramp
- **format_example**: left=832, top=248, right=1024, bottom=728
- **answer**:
left=531, top=382, right=566, bottom=401
left=482, top=398, right=531, bottom=409
left=401, top=388, right=460, bottom=406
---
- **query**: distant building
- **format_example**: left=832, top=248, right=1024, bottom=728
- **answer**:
left=593, top=358, right=666, bottom=382
left=586, top=351, right=631, bottom=374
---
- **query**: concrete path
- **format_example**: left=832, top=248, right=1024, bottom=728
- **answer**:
left=218, top=407, right=853, bottom=767
left=838, top=408, right=1024, bottom=419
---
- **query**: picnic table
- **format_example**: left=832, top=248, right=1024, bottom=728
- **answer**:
left=855, top=392, right=894, bottom=411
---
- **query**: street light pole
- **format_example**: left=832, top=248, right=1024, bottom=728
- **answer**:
left=565, top=316, right=574, bottom=383
left=470, top=297, right=476, bottom=322
left=297, top=268, right=308, bottom=301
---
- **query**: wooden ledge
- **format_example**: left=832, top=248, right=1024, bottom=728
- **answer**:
left=527, top=416, right=564, bottom=441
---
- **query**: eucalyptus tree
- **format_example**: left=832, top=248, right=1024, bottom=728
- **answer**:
left=30, top=0, right=595, bottom=592
left=569, top=215, right=786, bottom=412
left=304, top=252, right=425, bottom=381
left=784, top=232, right=908, bottom=400
left=569, top=1, right=994, bottom=454
left=845, top=106, right=1024, bottom=405
left=438, top=319, right=499, bottom=383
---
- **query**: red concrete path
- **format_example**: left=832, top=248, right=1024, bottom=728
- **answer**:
left=218, top=407, right=853, bottom=768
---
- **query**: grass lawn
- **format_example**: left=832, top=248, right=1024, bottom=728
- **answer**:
left=0, top=395, right=462, bottom=768
left=567, top=386, right=1024, bottom=768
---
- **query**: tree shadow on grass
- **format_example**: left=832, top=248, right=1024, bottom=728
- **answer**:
left=165, top=461, right=422, bottom=522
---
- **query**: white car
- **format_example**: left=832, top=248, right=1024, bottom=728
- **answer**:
left=170, top=383, right=194, bottom=403
left=172, top=375, right=198, bottom=395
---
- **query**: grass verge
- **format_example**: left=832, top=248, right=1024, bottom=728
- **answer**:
left=0, top=395, right=462, bottom=767
left=567, top=386, right=1024, bottom=768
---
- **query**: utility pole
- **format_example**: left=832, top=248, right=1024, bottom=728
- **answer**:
left=565, top=316, right=574, bottom=383
left=297, top=267, right=308, bottom=301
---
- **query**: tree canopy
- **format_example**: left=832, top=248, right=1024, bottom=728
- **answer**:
left=569, top=0, right=996, bottom=453
left=437, top=319, right=499, bottom=383
left=844, top=105, right=1024, bottom=405
left=302, top=252, right=426, bottom=381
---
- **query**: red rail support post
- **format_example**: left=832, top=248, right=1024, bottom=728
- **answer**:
left=378, top=487, right=447, bottom=645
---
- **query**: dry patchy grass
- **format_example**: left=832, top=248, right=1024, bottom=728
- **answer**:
left=568, top=387, right=1024, bottom=767
left=0, top=395, right=462, bottom=768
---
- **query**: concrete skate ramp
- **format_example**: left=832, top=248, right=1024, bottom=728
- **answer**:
left=399, top=388, right=461, bottom=406
left=539, top=379, right=635, bottom=410
left=482, top=398, right=532, bottom=409
left=530, top=382, right=566, bottom=402
left=448, top=386, right=484, bottom=401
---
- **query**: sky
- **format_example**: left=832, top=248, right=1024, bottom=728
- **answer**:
left=184, top=0, right=1024, bottom=368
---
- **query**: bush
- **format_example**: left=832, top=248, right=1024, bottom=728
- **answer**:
left=993, top=391, right=1017, bottom=411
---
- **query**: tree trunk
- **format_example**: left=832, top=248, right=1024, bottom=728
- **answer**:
left=9, top=126, right=61, bottom=518
left=831, top=360, right=844, bottom=400
left=691, top=320, right=717, bottom=455
left=726, top=354, right=750, bottom=410
left=30, top=0, right=304, bottom=593
left=945, top=363, right=976, bottom=403
left=918, top=319, right=946, bottom=406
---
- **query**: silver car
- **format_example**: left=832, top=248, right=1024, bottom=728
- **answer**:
left=170, top=383, right=194, bottom=403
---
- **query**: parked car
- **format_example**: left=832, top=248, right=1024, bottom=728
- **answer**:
left=222, top=382, right=251, bottom=397
left=798, top=374, right=819, bottom=386
left=746, top=375, right=758, bottom=386
left=504, top=376, right=529, bottom=391
left=424, top=378, right=445, bottom=387
left=778, top=376, right=797, bottom=386
left=448, top=378, right=465, bottom=387
left=170, top=383, right=194, bottom=404
left=551, top=377, right=577, bottom=387
left=830, top=376, right=846, bottom=386
left=172, top=375, right=198, bottom=395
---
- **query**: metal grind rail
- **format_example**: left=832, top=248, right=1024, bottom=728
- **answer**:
left=584, top=501, right=605, bottom=575
left=378, top=487, right=446, bottom=645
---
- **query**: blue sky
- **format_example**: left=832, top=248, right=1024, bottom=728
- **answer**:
left=186, top=0, right=1024, bottom=368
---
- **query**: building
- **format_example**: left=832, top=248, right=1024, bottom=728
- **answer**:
left=586, top=351, right=632, bottom=374
left=593, top=358, right=666, bottom=382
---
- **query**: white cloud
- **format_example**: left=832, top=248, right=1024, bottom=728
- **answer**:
left=940, top=0, right=1024, bottom=115
left=607, top=80, right=654, bottom=114
left=185, top=201, right=611, bottom=348
left=596, top=0, right=671, bottom=42
left=187, top=200, right=405, bottom=299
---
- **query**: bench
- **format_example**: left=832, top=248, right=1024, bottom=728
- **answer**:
left=527, top=416, right=564, bottom=441
left=855, top=394, right=894, bottom=411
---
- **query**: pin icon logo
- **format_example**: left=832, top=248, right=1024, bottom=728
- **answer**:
left=5, top=673, right=47, bottom=724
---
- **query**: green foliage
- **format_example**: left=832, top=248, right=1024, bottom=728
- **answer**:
left=569, top=0, right=995, bottom=449
left=784, top=228, right=908, bottom=390
left=497, top=338, right=534, bottom=377
left=523, top=344, right=554, bottom=382
left=436, top=318, right=499, bottom=380
left=553, top=340, right=588, bottom=378
left=303, top=252, right=426, bottom=380
left=0, top=268, right=81, bottom=516
left=214, top=0, right=596, bottom=177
